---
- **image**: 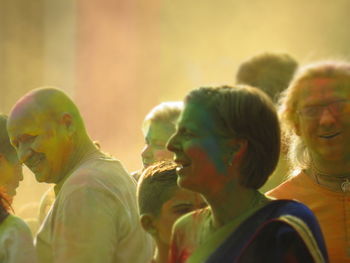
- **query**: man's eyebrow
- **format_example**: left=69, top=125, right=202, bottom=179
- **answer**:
left=18, top=134, right=33, bottom=140
left=13, top=134, right=35, bottom=144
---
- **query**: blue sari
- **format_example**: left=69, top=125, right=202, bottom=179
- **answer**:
left=205, top=200, right=328, bottom=263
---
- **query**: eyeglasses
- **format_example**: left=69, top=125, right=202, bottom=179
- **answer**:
left=297, top=100, right=350, bottom=119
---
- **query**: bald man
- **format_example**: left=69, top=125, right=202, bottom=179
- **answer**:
left=7, top=87, right=153, bottom=263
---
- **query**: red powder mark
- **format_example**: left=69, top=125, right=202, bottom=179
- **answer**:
left=169, top=240, right=191, bottom=263
left=312, top=78, right=333, bottom=87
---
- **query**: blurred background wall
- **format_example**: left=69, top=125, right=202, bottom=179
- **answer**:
left=1, top=0, right=350, bottom=216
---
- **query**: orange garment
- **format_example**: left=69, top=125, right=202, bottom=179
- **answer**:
left=267, top=171, right=350, bottom=263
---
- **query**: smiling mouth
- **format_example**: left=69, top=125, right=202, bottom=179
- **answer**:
left=319, top=132, right=341, bottom=139
left=175, top=161, right=191, bottom=174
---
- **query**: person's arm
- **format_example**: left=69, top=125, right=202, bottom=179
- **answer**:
left=3, top=216, right=37, bottom=263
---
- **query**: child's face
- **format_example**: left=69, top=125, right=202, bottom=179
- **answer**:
left=153, top=188, right=206, bottom=245
left=0, top=154, right=23, bottom=196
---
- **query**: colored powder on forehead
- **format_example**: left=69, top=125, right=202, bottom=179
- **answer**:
left=186, top=105, right=218, bottom=133
left=301, top=77, right=350, bottom=98
left=10, top=96, right=35, bottom=119
left=306, top=76, right=350, bottom=88
left=312, top=78, right=334, bottom=86
left=11, top=107, right=43, bottom=126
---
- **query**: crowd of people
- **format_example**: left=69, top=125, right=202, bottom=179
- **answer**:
left=1, top=52, right=349, bottom=262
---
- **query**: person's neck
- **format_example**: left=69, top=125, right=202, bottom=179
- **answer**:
left=54, top=138, right=101, bottom=194
left=204, top=183, right=266, bottom=229
left=67, top=140, right=100, bottom=174
left=308, top=157, right=350, bottom=193
left=154, top=241, right=169, bottom=263
left=312, top=157, right=350, bottom=175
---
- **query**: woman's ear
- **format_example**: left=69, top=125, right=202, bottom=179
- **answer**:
left=140, top=214, right=158, bottom=237
left=228, top=139, right=248, bottom=165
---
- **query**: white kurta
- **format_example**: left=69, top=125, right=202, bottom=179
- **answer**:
left=36, top=155, right=153, bottom=263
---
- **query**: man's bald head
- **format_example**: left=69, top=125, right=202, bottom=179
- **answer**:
left=9, top=87, right=85, bottom=130
left=7, top=87, right=90, bottom=183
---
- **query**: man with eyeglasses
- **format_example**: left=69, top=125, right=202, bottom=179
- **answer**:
left=297, top=99, right=350, bottom=121
left=268, top=61, right=350, bottom=263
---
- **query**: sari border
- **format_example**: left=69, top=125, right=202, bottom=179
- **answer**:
left=277, top=215, right=326, bottom=263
